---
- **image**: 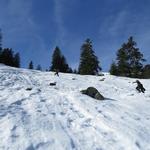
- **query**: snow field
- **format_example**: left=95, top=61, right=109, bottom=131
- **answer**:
left=0, top=65, right=150, bottom=150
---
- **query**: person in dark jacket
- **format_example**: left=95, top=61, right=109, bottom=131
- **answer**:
left=134, top=80, right=146, bottom=93
left=54, top=69, right=59, bottom=76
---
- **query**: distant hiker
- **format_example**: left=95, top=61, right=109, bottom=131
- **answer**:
left=54, top=69, right=59, bottom=76
left=134, top=80, right=145, bottom=93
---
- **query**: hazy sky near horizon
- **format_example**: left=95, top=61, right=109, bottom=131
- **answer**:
left=0, top=0, right=150, bottom=71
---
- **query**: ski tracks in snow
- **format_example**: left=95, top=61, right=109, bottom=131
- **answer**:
left=0, top=66, right=150, bottom=150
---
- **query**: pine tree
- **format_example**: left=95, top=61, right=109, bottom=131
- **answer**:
left=73, top=69, right=78, bottom=74
left=13, top=52, right=20, bottom=68
left=0, top=47, right=21, bottom=67
left=50, top=46, right=62, bottom=71
left=36, top=64, right=42, bottom=71
left=0, top=29, right=3, bottom=63
left=127, top=37, right=145, bottom=78
left=0, top=48, right=14, bottom=66
left=60, top=55, right=70, bottom=73
left=50, top=46, right=71, bottom=73
left=28, top=61, right=34, bottom=69
left=109, top=61, right=118, bottom=75
left=116, top=43, right=130, bottom=76
left=0, top=30, right=21, bottom=67
left=67, top=67, right=73, bottom=73
left=142, top=64, right=150, bottom=79
left=0, top=29, right=2, bottom=51
left=78, top=39, right=101, bottom=75
left=115, top=36, right=145, bottom=78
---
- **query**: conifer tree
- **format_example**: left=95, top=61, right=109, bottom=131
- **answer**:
left=73, top=69, right=78, bottom=74
left=60, top=55, right=70, bottom=72
left=50, top=46, right=71, bottom=73
left=0, top=48, right=14, bottom=66
left=67, top=67, right=73, bottom=73
left=28, top=61, right=34, bottom=69
left=50, top=46, right=62, bottom=71
left=0, top=29, right=2, bottom=51
left=142, top=64, right=150, bottom=79
left=0, top=30, right=21, bottom=67
left=36, top=64, right=42, bottom=71
left=78, top=39, right=101, bottom=75
left=114, top=36, right=145, bottom=78
left=109, top=61, right=118, bottom=75
left=116, top=43, right=130, bottom=76
left=0, top=48, right=21, bottom=67
left=127, top=37, right=145, bottom=77
left=0, top=29, right=2, bottom=63
left=13, top=52, right=20, bottom=68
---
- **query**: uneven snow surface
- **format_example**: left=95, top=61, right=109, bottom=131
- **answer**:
left=0, top=65, right=150, bottom=150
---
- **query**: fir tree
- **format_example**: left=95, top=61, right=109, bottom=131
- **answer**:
left=36, top=64, right=42, bottom=71
left=28, top=61, right=34, bottom=69
left=0, top=29, right=2, bottom=51
left=50, top=46, right=62, bottom=71
left=109, top=61, right=118, bottom=75
left=142, top=64, right=150, bottom=79
left=67, top=67, right=73, bottom=73
left=127, top=37, right=145, bottom=77
left=78, top=39, right=101, bottom=75
left=116, top=43, right=130, bottom=76
left=50, top=46, right=71, bottom=73
left=0, top=29, right=2, bottom=63
left=73, top=69, right=78, bottom=74
left=0, top=30, right=21, bottom=67
left=60, top=55, right=70, bottom=73
left=13, top=52, right=20, bottom=68
left=0, top=48, right=21, bottom=67
left=0, top=48, right=14, bottom=66
left=115, top=36, right=145, bottom=78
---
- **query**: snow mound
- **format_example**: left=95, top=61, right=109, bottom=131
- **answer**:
left=0, top=65, right=150, bottom=150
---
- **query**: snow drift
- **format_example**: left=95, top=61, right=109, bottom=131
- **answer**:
left=0, top=65, right=150, bottom=150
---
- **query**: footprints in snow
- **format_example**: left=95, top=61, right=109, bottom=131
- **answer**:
left=11, top=125, right=20, bottom=143
left=81, top=118, right=92, bottom=128
left=58, top=99, right=85, bottom=119
left=26, top=140, right=55, bottom=150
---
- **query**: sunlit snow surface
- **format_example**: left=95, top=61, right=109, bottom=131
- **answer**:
left=0, top=65, right=150, bottom=150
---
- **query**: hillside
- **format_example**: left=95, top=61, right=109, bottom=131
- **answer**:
left=0, top=65, right=150, bottom=150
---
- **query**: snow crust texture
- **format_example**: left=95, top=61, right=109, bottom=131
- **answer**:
left=0, top=65, right=150, bottom=150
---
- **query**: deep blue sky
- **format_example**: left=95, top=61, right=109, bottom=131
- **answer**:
left=0, top=0, right=150, bottom=71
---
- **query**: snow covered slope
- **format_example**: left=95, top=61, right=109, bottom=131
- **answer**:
left=0, top=65, right=150, bottom=150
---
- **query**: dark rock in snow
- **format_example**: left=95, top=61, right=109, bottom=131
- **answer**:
left=49, top=82, right=56, bottom=86
left=81, top=87, right=104, bottom=100
left=99, top=78, right=105, bottom=81
left=98, top=73, right=104, bottom=76
left=26, top=88, right=32, bottom=91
